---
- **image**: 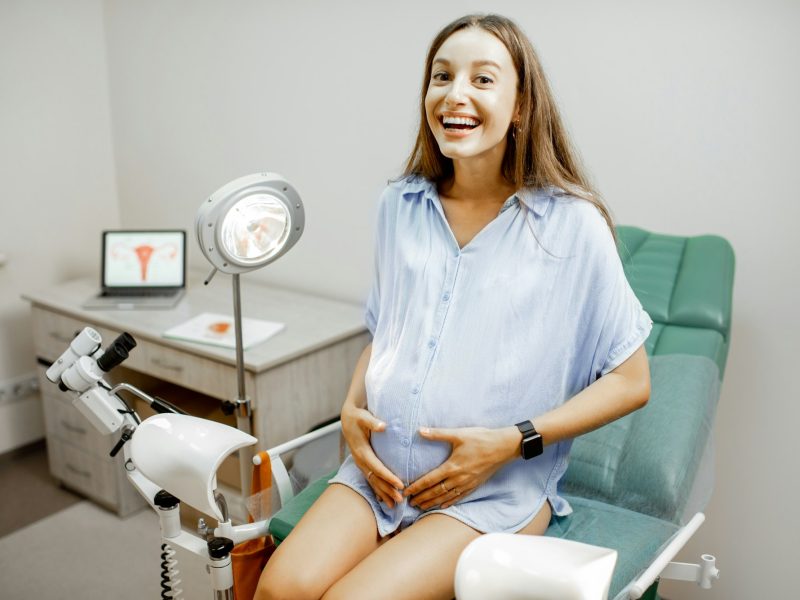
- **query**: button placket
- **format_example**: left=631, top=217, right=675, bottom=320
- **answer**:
left=405, top=253, right=461, bottom=482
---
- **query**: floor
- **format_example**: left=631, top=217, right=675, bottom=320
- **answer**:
left=0, top=440, right=82, bottom=537
left=0, top=440, right=209, bottom=599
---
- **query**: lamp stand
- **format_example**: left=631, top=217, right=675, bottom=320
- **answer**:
left=231, top=274, right=254, bottom=502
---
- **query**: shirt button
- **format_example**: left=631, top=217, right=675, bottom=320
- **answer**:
left=442, top=293, right=450, bottom=302
left=411, top=386, right=420, bottom=394
left=400, top=438, right=411, bottom=447
left=428, top=338, right=436, bottom=348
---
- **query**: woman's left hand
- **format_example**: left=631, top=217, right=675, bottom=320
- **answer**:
left=403, top=426, right=521, bottom=510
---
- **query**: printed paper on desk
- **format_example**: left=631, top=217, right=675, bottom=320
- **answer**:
left=162, top=312, right=285, bottom=349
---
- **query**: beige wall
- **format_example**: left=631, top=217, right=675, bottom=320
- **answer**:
left=0, top=0, right=120, bottom=452
left=1, top=0, right=797, bottom=596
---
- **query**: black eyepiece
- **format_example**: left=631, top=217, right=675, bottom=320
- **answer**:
left=116, top=332, right=137, bottom=352
left=96, top=333, right=137, bottom=372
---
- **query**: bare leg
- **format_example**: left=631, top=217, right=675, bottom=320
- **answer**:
left=321, top=501, right=552, bottom=600
left=255, top=483, right=385, bottom=600
left=320, top=512, right=478, bottom=600
left=515, top=499, right=552, bottom=536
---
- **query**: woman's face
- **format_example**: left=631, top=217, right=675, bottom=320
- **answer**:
left=425, top=28, right=519, bottom=165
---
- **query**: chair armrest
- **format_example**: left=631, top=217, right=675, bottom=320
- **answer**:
left=259, top=421, right=343, bottom=507
left=625, top=512, right=706, bottom=598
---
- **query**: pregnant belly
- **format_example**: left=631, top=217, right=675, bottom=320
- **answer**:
left=370, top=424, right=452, bottom=483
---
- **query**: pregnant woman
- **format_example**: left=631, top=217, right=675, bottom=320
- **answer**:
left=256, top=13, right=652, bottom=600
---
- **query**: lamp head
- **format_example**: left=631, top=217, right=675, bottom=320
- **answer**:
left=196, top=173, right=304, bottom=274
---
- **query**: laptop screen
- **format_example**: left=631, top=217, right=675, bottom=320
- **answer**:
left=102, top=230, right=186, bottom=289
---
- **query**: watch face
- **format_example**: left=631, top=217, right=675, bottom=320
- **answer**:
left=522, top=433, right=543, bottom=459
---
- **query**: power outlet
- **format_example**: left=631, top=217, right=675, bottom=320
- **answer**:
left=0, top=373, right=40, bottom=406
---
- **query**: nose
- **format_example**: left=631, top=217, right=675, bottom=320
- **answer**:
left=444, top=75, right=467, bottom=106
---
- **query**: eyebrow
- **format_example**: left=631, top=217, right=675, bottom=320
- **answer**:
left=432, top=58, right=502, bottom=69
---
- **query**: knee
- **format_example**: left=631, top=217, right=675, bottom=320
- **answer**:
left=254, top=556, right=322, bottom=600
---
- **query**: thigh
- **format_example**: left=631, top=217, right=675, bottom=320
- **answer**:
left=321, top=513, right=481, bottom=600
left=515, top=499, right=552, bottom=536
left=256, top=483, right=383, bottom=600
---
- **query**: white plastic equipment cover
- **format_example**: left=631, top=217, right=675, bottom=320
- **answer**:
left=130, top=413, right=257, bottom=521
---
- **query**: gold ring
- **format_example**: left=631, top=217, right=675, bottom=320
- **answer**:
left=453, top=487, right=460, bottom=495
left=367, top=471, right=374, bottom=482
left=440, top=482, right=449, bottom=493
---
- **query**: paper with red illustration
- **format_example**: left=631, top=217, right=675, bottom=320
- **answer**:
left=162, top=312, right=284, bottom=349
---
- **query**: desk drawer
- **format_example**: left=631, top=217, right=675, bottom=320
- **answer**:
left=31, top=308, right=127, bottom=362
left=124, top=339, right=249, bottom=400
left=31, top=308, right=103, bottom=361
left=46, top=437, right=118, bottom=506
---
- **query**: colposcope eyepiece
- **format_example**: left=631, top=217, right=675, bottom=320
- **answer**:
left=116, top=332, right=137, bottom=352
left=96, top=332, right=137, bottom=372
left=96, top=344, right=128, bottom=372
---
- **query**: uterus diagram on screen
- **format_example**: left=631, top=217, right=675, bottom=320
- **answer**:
left=110, top=242, right=179, bottom=283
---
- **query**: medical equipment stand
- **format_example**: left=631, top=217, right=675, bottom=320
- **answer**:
left=45, top=326, right=270, bottom=599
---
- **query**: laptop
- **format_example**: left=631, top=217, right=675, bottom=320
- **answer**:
left=82, top=230, right=187, bottom=310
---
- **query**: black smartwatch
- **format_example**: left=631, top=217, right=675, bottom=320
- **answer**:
left=514, top=420, right=543, bottom=460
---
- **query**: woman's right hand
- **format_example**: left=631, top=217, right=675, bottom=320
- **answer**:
left=341, top=404, right=405, bottom=508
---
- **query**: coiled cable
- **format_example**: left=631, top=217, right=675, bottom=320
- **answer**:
left=160, top=542, right=183, bottom=599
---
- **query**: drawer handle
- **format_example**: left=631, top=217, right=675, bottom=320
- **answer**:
left=150, top=358, right=183, bottom=372
left=66, top=463, right=92, bottom=479
left=60, top=420, right=87, bottom=435
left=50, top=331, right=75, bottom=344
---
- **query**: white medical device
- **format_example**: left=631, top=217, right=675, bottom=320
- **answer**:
left=47, top=325, right=264, bottom=599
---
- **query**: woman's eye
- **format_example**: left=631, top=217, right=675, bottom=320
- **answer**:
left=476, top=75, right=494, bottom=85
left=432, top=71, right=450, bottom=82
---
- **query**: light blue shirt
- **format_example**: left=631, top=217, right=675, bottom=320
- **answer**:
left=330, top=176, right=653, bottom=536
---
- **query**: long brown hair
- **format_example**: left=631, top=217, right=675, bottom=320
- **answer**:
left=402, top=13, right=616, bottom=241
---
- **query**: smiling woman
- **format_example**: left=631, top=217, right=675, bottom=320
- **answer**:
left=255, top=13, right=652, bottom=600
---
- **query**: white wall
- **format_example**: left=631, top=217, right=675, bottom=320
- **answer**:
left=1, top=0, right=797, bottom=596
left=0, top=0, right=120, bottom=453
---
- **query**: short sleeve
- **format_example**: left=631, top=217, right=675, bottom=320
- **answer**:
left=584, top=209, right=653, bottom=379
left=364, top=187, right=391, bottom=337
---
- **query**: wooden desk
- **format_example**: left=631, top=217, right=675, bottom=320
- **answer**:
left=23, top=273, right=369, bottom=517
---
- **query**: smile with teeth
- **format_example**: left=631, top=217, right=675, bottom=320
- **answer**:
left=442, top=115, right=481, bottom=130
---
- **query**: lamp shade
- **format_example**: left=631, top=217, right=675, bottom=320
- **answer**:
left=130, top=413, right=257, bottom=521
left=196, top=173, right=305, bottom=274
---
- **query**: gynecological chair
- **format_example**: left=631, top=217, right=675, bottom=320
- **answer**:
left=263, top=225, right=735, bottom=600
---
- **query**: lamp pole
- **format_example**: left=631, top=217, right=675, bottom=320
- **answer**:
left=231, top=273, right=254, bottom=500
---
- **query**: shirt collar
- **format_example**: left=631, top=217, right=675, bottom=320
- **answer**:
left=401, top=176, right=556, bottom=218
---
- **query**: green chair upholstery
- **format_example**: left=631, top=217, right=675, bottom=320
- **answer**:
left=548, top=495, right=681, bottom=599
left=269, top=472, right=336, bottom=544
left=268, top=225, right=735, bottom=600
left=617, top=226, right=734, bottom=376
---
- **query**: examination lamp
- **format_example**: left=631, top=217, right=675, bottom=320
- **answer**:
left=196, top=173, right=304, bottom=491
left=196, top=173, right=304, bottom=276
